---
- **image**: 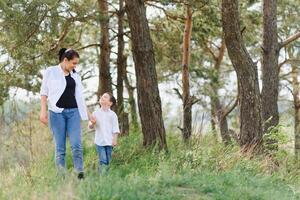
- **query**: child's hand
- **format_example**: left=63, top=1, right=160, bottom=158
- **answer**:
left=90, top=115, right=97, bottom=125
left=88, top=115, right=96, bottom=129
left=112, top=138, right=117, bottom=147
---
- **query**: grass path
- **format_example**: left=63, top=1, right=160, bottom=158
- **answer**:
left=1, top=132, right=300, bottom=200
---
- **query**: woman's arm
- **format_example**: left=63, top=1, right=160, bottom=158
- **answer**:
left=39, top=69, right=49, bottom=125
left=40, top=95, right=48, bottom=125
left=87, top=110, right=94, bottom=121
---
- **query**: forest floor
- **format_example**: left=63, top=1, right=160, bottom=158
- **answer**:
left=1, top=129, right=300, bottom=200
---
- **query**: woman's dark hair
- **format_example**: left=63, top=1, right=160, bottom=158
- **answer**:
left=58, top=48, right=80, bottom=62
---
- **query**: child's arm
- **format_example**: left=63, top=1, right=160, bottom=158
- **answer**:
left=112, top=133, right=118, bottom=147
left=112, top=113, right=120, bottom=147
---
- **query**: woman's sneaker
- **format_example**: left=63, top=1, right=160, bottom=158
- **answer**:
left=78, top=172, right=84, bottom=180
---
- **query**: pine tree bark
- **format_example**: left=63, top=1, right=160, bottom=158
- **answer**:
left=222, top=0, right=263, bottom=149
left=125, top=0, right=167, bottom=150
left=182, top=6, right=193, bottom=141
left=261, top=0, right=279, bottom=133
left=209, top=40, right=231, bottom=145
left=116, top=0, right=128, bottom=135
left=288, top=48, right=300, bottom=161
left=124, top=73, right=139, bottom=129
left=97, top=0, right=112, bottom=99
left=291, top=62, right=300, bottom=161
left=210, top=103, right=217, bottom=132
left=117, top=0, right=125, bottom=115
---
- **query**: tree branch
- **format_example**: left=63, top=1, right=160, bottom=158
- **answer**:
left=173, top=88, right=182, bottom=100
left=280, top=71, right=293, bottom=79
left=81, top=70, right=95, bottom=81
left=205, top=43, right=218, bottom=61
left=145, top=2, right=185, bottom=22
left=76, top=44, right=101, bottom=51
left=221, top=96, right=238, bottom=120
left=191, top=95, right=201, bottom=105
left=278, top=58, right=300, bottom=70
left=279, top=31, right=300, bottom=49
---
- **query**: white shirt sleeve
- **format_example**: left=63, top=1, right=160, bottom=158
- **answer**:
left=112, top=113, right=120, bottom=134
left=74, top=73, right=89, bottom=121
left=40, top=69, right=49, bottom=96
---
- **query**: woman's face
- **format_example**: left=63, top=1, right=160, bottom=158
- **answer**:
left=99, top=93, right=112, bottom=107
left=64, top=57, right=79, bottom=72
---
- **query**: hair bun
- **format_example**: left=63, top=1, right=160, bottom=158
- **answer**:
left=58, top=48, right=67, bottom=61
left=58, top=48, right=67, bottom=56
left=58, top=47, right=79, bottom=62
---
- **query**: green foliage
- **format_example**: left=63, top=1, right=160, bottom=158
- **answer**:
left=0, top=0, right=100, bottom=104
left=151, top=1, right=222, bottom=82
left=2, top=128, right=300, bottom=199
left=263, top=124, right=289, bottom=149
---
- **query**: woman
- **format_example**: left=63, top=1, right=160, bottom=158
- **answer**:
left=39, top=48, right=95, bottom=179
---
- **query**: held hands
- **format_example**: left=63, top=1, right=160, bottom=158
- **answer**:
left=88, top=115, right=97, bottom=129
left=90, top=115, right=96, bottom=125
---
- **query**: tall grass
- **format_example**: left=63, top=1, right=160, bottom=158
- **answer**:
left=2, top=127, right=300, bottom=200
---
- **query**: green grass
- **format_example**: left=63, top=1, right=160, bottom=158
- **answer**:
left=1, top=130, right=300, bottom=200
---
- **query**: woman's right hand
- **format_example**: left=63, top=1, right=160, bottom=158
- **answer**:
left=39, top=110, right=48, bottom=125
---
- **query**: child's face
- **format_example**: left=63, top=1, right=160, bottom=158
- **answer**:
left=99, top=93, right=112, bottom=108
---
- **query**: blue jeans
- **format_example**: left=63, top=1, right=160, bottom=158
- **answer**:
left=96, top=145, right=113, bottom=174
left=49, top=108, right=84, bottom=173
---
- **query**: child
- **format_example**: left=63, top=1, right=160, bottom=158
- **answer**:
left=88, top=92, right=120, bottom=174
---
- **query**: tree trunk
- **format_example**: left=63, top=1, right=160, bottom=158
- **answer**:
left=124, top=73, right=139, bottom=129
left=213, top=94, right=232, bottom=145
left=117, top=0, right=125, bottom=115
left=210, top=101, right=217, bottom=132
left=222, top=0, right=262, bottom=149
left=294, top=107, right=300, bottom=161
left=261, top=0, right=279, bottom=134
left=116, top=0, right=129, bottom=135
left=182, top=6, right=193, bottom=141
left=125, top=0, right=167, bottom=150
left=120, top=112, right=129, bottom=136
left=97, top=0, right=112, bottom=99
left=289, top=48, right=300, bottom=161
left=209, top=40, right=231, bottom=144
left=219, top=110, right=231, bottom=145
left=292, top=63, right=300, bottom=161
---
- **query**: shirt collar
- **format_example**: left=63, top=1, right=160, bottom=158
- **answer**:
left=58, top=64, right=74, bottom=76
left=100, top=107, right=111, bottom=112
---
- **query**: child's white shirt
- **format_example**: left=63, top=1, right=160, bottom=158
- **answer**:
left=92, top=108, right=120, bottom=146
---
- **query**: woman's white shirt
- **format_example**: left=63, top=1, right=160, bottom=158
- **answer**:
left=40, top=65, right=88, bottom=120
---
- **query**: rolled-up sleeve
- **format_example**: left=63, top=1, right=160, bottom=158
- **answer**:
left=112, top=113, right=120, bottom=134
left=40, top=69, right=49, bottom=96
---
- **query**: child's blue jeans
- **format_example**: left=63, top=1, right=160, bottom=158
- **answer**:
left=96, top=145, right=113, bottom=174
left=49, top=108, right=84, bottom=173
